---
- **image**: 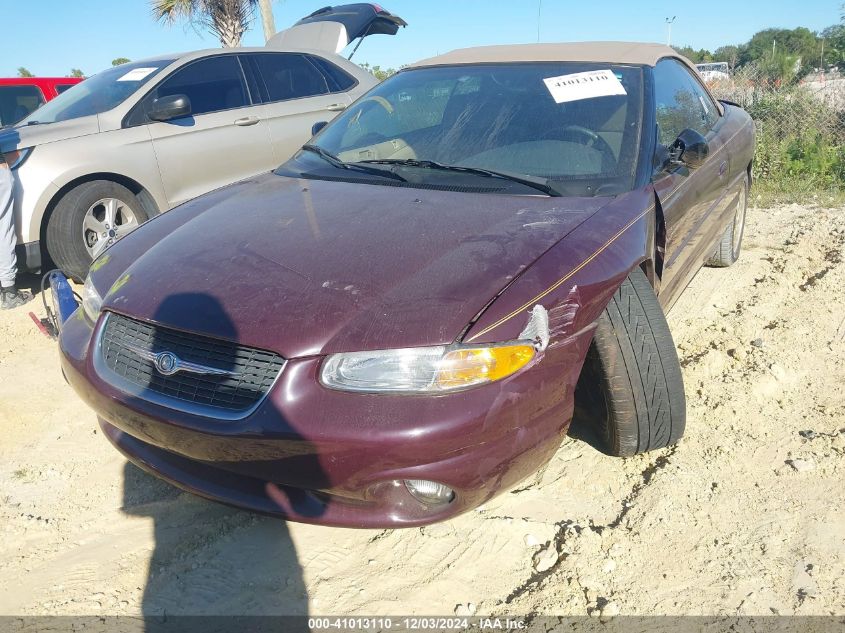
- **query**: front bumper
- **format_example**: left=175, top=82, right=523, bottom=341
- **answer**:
left=60, top=307, right=594, bottom=528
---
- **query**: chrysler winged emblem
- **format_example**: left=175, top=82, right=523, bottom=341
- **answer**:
left=124, top=344, right=237, bottom=378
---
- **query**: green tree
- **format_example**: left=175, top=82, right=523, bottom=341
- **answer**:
left=713, top=45, right=740, bottom=70
left=370, top=66, right=397, bottom=81
left=17, top=67, right=34, bottom=78
left=820, top=24, right=845, bottom=68
left=69, top=68, right=85, bottom=78
left=673, top=46, right=712, bottom=63
left=358, top=62, right=397, bottom=81
left=740, top=27, right=820, bottom=74
left=759, top=52, right=800, bottom=83
left=111, top=57, right=131, bottom=66
left=150, top=0, right=260, bottom=48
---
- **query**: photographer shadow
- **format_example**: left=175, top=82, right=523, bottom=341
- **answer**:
left=116, top=292, right=323, bottom=631
left=122, top=463, right=311, bottom=624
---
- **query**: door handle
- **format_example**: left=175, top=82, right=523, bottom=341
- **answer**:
left=325, top=103, right=347, bottom=112
left=234, top=116, right=260, bottom=126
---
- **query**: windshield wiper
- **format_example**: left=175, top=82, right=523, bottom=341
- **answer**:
left=300, top=144, right=406, bottom=182
left=301, top=144, right=346, bottom=169
left=357, top=159, right=561, bottom=197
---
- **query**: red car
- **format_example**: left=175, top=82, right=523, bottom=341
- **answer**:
left=56, top=42, right=754, bottom=528
left=0, top=77, right=83, bottom=127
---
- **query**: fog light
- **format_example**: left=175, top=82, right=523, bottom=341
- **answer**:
left=404, top=479, right=455, bottom=505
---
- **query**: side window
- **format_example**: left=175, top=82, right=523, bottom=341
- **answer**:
left=0, top=85, right=45, bottom=126
left=686, top=69, right=719, bottom=130
left=155, top=56, right=248, bottom=116
left=55, top=84, right=76, bottom=94
left=253, top=53, right=330, bottom=102
left=653, top=58, right=718, bottom=147
left=308, top=56, right=357, bottom=92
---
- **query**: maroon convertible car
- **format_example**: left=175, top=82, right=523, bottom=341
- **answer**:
left=57, top=42, right=754, bottom=528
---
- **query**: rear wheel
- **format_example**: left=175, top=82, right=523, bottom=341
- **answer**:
left=707, top=176, right=748, bottom=268
left=46, top=181, right=148, bottom=281
left=574, top=268, right=686, bottom=456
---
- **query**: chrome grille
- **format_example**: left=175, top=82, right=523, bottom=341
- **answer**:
left=98, top=312, right=284, bottom=416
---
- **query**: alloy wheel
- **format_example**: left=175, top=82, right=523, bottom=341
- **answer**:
left=82, top=198, right=140, bottom=259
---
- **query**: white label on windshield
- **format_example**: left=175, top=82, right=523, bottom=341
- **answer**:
left=117, top=67, right=158, bottom=82
left=543, top=69, right=626, bottom=103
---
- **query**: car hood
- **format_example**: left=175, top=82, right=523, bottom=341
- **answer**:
left=0, top=115, right=99, bottom=151
left=100, top=173, right=610, bottom=358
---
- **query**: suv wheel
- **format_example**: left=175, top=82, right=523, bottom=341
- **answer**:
left=46, top=181, right=148, bottom=281
left=574, top=268, right=686, bottom=456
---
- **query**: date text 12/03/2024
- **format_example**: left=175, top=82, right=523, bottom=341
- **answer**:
left=307, top=617, right=528, bottom=630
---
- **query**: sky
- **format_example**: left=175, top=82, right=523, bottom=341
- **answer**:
left=3, top=0, right=841, bottom=78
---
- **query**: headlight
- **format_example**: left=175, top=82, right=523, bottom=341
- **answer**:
left=81, top=275, right=103, bottom=322
left=2, top=148, right=32, bottom=170
left=319, top=342, right=536, bottom=394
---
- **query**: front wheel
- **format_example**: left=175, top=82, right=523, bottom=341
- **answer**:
left=575, top=268, right=686, bottom=456
left=46, top=181, right=148, bottom=281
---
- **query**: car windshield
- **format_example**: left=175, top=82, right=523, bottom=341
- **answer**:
left=20, top=60, right=174, bottom=125
left=306, top=62, right=644, bottom=196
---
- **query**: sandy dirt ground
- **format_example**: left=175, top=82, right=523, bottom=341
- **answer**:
left=0, top=202, right=843, bottom=619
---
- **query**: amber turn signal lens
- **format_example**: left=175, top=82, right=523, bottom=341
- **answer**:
left=436, top=344, right=535, bottom=389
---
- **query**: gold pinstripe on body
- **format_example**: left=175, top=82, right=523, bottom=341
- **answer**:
left=466, top=205, right=654, bottom=342
left=466, top=120, right=753, bottom=343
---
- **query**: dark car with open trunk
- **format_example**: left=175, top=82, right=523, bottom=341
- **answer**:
left=57, top=42, right=754, bottom=528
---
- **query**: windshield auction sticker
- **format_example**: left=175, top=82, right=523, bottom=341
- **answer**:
left=543, top=69, right=627, bottom=103
left=116, top=67, right=158, bottom=82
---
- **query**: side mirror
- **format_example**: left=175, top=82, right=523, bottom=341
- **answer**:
left=148, top=94, right=192, bottom=122
left=670, top=128, right=709, bottom=168
left=311, top=121, right=328, bottom=136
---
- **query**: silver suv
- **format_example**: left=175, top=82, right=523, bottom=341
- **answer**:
left=0, top=3, right=405, bottom=280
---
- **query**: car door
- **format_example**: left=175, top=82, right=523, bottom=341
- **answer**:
left=651, top=58, right=729, bottom=306
left=245, top=52, right=354, bottom=164
left=146, top=55, right=275, bottom=207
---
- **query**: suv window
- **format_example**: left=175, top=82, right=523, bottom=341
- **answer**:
left=253, top=53, right=330, bottom=102
left=156, top=56, right=248, bottom=116
left=0, top=85, right=45, bottom=126
left=308, top=56, right=357, bottom=92
left=653, top=58, right=719, bottom=146
left=55, top=84, right=76, bottom=94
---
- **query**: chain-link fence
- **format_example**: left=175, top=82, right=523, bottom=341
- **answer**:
left=705, top=64, right=845, bottom=201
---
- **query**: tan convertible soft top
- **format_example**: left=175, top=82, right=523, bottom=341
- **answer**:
left=410, top=41, right=694, bottom=71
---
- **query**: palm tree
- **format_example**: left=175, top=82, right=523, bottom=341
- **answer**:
left=257, top=0, right=276, bottom=43
left=151, top=0, right=260, bottom=48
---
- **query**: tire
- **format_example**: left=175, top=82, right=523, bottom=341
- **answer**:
left=574, top=268, right=686, bottom=456
left=46, top=180, right=148, bottom=282
left=706, top=176, right=748, bottom=268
